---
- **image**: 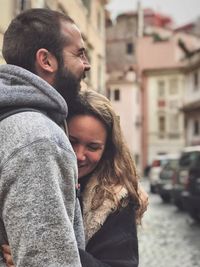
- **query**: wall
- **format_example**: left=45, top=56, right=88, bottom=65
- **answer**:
left=146, top=71, right=185, bottom=164
left=107, top=73, right=142, bottom=172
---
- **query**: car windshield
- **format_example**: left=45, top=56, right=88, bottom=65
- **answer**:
left=163, top=159, right=179, bottom=170
left=179, top=151, right=200, bottom=168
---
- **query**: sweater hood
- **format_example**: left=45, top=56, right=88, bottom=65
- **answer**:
left=0, top=64, right=68, bottom=124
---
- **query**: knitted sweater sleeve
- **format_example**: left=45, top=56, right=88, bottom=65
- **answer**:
left=0, top=138, right=82, bottom=267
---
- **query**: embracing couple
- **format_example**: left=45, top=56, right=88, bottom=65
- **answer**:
left=0, top=8, right=148, bottom=267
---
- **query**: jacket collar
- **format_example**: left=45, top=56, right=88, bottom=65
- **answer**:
left=82, top=175, right=128, bottom=243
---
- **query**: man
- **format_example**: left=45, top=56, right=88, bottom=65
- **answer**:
left=0, top=8, right=90, bottom=267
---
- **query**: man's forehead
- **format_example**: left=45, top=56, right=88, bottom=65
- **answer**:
left=61, top=21, right=82, bottom=40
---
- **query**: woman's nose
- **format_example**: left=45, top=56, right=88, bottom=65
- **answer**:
left=75, top=146, right=86, bottom=161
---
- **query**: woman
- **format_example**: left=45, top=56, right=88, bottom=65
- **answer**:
left=2, top=89, right=148, bottom=267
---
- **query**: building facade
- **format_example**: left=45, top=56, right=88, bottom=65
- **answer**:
left=106, top=11, right=142, bottom=171
left=107, top=69, right=142, bottom=169
left=181, top=49, right=200, bottom=146
left=142, top=68, right=185, bottom=165
left=137, top=33, right=200, bottom=169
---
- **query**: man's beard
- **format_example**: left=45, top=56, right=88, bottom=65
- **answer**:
left=54, top=66, right=81, bottom=111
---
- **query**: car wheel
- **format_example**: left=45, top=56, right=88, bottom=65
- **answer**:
left=161, top=194, right=170, bottom=203
left=174, top=200, right=184, bottom=210
left=150, top=185, right=156, bottom=194
left=189, top=210, right=200, bottom=223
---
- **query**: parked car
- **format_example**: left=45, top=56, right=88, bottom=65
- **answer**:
left=149, top=154, right=172, bottom=193
left=156, top=154, right=180, bottom=203
left=180, top=146, right=200, bottom=222
left=172, top=146, right=200, bottom=214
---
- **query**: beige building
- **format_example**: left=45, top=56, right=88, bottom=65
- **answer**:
left=142, top=68, right=185, bottom=166
left=181, top=49, right=200, bottom=146
left=137, top=33, right=200, bottom=168
left=0, top=0, right=108, bottom=93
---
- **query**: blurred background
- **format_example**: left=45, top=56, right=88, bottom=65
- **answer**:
left=0, top=0, right=200, bottom=266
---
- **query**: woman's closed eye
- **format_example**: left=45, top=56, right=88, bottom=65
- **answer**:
left=87, top=144, right=103, bottom=152
left=69, top=137, right=103, bottom=152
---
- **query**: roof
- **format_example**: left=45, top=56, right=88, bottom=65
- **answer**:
left=116, top=8, right=173, bottom=28
left=137, top=32, right=200, bottom=73
left=175, top=22, right=195, bottom=32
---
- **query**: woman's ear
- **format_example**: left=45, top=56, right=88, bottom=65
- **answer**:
left=35, top=48, right=58, bottom=73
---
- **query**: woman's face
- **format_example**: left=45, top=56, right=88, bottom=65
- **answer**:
left=68, top=114, right=107, bottom=179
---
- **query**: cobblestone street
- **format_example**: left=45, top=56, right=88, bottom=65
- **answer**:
left=138, top=180, right=200, bottom=267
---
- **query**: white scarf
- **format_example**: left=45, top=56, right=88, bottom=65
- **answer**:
left=82, top=175, right=128, bottom=243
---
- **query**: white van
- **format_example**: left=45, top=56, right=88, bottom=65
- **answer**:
left=149, top=154, right=179, bottom=193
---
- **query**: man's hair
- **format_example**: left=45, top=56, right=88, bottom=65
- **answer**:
left=2, top=8, right=75, bottom=72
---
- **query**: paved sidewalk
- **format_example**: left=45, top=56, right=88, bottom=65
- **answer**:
left=138, top=180, right=200, bottom=267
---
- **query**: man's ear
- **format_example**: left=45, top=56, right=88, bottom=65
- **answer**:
left=35, top=48, right=58, bottom=73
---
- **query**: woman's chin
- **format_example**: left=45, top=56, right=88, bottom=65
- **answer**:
left=78, top=166, right=96, bottom=180
left=78, top=169, right=87, bottom=179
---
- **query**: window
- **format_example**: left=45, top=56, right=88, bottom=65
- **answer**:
left=169, top=79, right=178, bottom=95
left=159, top=116, right=165, bottom=132
left=107, top=88, right=111, bottom=100
left=97, top=63, right=102, bottom=93
left=135, top=116, right=141, bottom=127
left=193, top=120, right=199, bottom=136
left=97, top=11, right=102, bottom=32
left=157, top=80, right=165, bottom=98
left=158, top=115, right=165, bottom=138
left=126, top=43, right=134, bottom=54
left=82, top=0, right=91, bottom=11
left=168, top=114, right=180, bottom=138
left=134, top=154, right=140, bottom=165
left=86, top=49, right=92, bottom=84
left=180, top=151, right=200, bottom=168
left=18, top=0, right=31, bottom=11
left=114, top=89, right=120, bottom=101
left=169, top=114, right=179, bottom=132
left=193, top=72, right=199, bottom=90
left=157, top=100, right=165, bottom=108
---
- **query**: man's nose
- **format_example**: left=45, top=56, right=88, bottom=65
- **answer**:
left=83, top=55, right=91, bottom=72
left=84, top=61, right=91, bottom=72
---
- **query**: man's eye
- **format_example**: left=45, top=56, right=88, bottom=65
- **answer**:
left=79, top=51, right=85, bottom=59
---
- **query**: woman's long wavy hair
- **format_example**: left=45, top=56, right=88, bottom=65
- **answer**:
left=68, top=89, right=143, bottom=223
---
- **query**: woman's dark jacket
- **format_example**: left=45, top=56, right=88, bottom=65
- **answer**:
left=78, top=175, right=139, bottom=267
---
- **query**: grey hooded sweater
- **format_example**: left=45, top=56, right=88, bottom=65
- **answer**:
left=0, top=64, right=84, bottom=267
